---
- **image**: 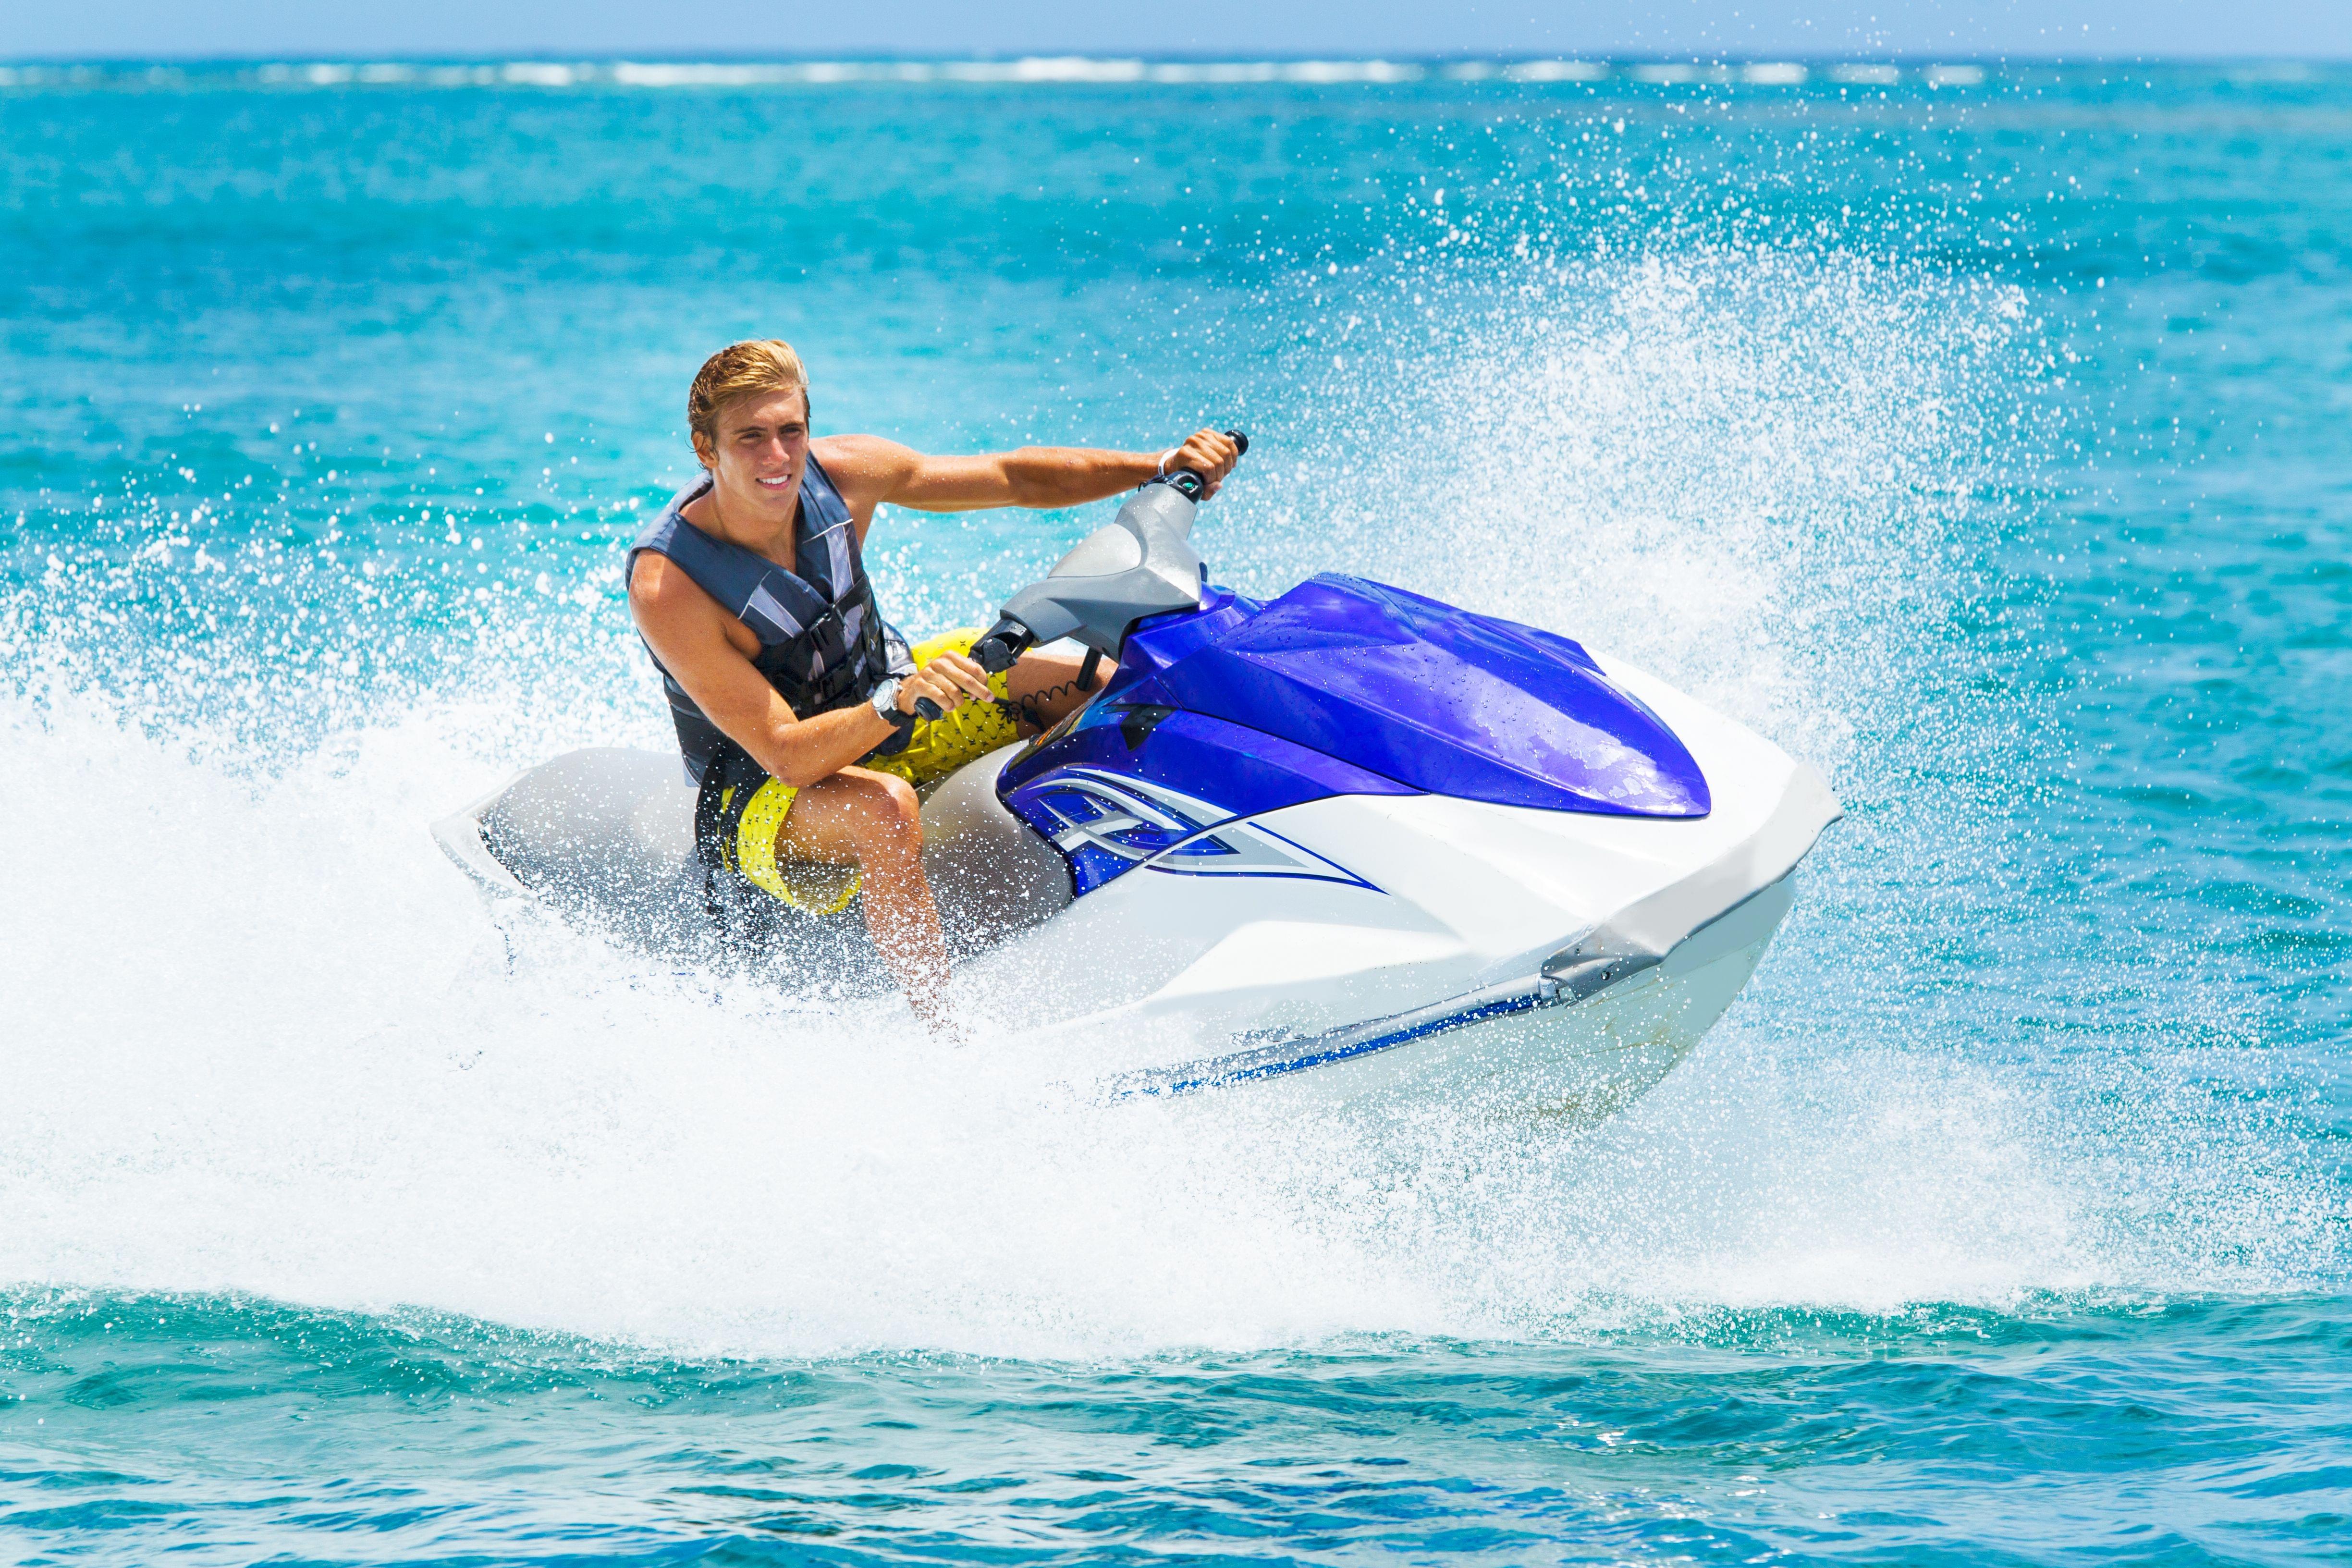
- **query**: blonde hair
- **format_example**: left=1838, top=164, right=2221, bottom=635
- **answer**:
left=687, top=339, right=810, bottom=453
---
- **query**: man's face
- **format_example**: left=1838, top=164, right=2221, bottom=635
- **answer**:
left=702, top=387, right=809, bottom=524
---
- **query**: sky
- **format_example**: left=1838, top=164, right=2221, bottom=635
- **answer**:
left=0, top=0, right=2344, bottom=61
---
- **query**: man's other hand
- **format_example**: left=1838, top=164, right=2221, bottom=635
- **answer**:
left=900, top=649, right=994, bottom=718
left=1166, top=429, right=1243, bottom=499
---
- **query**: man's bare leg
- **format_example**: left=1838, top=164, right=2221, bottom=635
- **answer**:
left=770, top=767, right=953, bottom=1028
left=755, top=653, right=1112, bottom=1026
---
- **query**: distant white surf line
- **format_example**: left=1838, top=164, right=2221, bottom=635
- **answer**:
left=0, top=58, right=1994, bottom=91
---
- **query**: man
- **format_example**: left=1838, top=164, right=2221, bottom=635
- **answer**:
left=628, top=338, right=1242, bottom=1028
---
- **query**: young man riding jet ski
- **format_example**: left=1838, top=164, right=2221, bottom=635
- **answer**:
left=627, top=339, right=1243, bottom=1028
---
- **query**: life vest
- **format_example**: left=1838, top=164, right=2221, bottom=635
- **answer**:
left=627, top=453, right=912, bottom=784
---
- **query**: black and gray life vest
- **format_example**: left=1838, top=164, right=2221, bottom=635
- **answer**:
left=627, top=454, right=912, bottom=784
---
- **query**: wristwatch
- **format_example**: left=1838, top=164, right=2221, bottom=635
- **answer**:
left=869, top=676, right=916, bottom=730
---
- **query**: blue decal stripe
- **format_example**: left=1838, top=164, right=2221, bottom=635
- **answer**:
left=1239, top=821, right=1385, bottom=893
left=1109, top=984, right=1554, bottom=1100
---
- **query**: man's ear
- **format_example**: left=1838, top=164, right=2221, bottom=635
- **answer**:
left=690, top=432, right=715, bottom=469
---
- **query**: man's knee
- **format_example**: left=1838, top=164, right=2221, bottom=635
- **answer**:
left=850, top=774, right=923, bottom=859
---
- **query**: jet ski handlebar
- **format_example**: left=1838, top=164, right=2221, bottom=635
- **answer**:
left=1161, top=427, right=1249, bottom=502
left=917, top=431, right=1249, bottom=712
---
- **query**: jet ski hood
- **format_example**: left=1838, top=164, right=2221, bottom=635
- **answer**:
left=1107, top=574, right=1710, bottom=817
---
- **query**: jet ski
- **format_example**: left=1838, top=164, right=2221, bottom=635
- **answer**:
left=432, top=450, right=1840, bottom=1119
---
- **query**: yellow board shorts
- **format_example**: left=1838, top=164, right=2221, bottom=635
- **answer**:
left=712, top=628, right=1020, bottom=914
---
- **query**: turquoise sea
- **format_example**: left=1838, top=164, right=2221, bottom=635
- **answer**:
left=2, top=55, right=2349, bottom=1564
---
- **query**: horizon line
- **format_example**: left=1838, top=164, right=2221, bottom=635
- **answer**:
left=2, top=49, right=2346, bottom=70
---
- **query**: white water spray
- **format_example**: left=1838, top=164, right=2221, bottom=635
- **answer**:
left=0, top=246, right=2329, bottom=1359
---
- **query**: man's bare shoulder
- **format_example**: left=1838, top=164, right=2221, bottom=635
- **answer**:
left=627, top=549, right=720, bottom=625
left=812, top=434, right=922, bottom=511
left=812, top=432, right=919, bottom=472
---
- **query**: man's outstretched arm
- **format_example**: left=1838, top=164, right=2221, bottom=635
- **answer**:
left=819, top=428, right=1242, bottom=523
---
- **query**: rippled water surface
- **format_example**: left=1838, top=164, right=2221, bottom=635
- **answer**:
left=2, top=58, right=2348, bottom=1565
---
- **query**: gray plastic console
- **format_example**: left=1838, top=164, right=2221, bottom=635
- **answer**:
left=996, top=482, right=1205, bottom=655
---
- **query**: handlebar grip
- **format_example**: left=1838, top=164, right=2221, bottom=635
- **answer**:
left=904, top=618, right=1029, bottom=723
left=1162, top=429, right=1250, bottom=499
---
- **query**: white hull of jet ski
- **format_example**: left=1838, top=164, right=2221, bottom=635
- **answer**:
left=433, top=649, right=1837, bottom=1121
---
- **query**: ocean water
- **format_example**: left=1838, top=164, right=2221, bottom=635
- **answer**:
left=2, top=55, right=2349, bottom=1564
